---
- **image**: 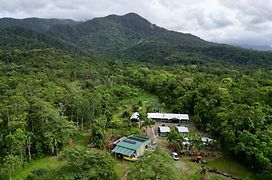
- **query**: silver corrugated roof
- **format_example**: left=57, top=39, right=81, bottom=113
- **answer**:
left=158, top=126, right=171, bottom=133
left=176, top=126, right=189, bottom=133
left=130, top=112, right=140, bottom=120
left=147, top=113, right=189, bottom=120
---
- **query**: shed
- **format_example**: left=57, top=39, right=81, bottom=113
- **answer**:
left=111, top=135, right=151, bottom=157
left=158, top=126, right=170, bottom=137
left=130, top=112, right=140, bottom=122
left=175, top=126, right=189, bottom=135
left=201, top=137, right=213, bottom=145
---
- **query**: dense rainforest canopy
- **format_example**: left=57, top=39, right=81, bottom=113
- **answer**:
left=0, top=13, right=272, bottom=179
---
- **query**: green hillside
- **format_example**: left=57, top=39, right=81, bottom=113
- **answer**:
left=0, top=17, right=79, bottom=32
left=1, top=13, right=271, bottom=67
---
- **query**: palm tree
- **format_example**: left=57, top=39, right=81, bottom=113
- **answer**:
left=167, top=131, right=185, bottom=152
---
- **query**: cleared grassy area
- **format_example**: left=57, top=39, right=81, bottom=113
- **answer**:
left=206, top=156, right=258, bottom=180
left=12, top=157, right=66, bottom=180
left=175, top=155, right=258, bottom=180
left=191, top=172, right=202, bottom=180
left=114, top=159, right=132, bottom=179
left=209, top=176, right=226, bottom=180
left=175, top=156, right=201, bottom=180
left=11, top=132, right=89, bottom=180
left=120, top=90, right=166, bottom=113
left=65, top=132, right=90, bottom=150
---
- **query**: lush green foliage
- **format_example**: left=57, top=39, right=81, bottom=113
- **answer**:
left=0, top=49, right=136, bottom=175
left=1, top=14, right=272, bottom=67
left=23, top=149, right=117, bottom=180
left=58, top=149, right=117, bottom=180
left=127, top=65, right=272, bottom=178
left=127, top=148, right=180, bottom=180
left=1, top=13, right=272, bottom=179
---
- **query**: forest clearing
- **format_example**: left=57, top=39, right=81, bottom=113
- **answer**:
left=8, top=92, right=257, bottom=180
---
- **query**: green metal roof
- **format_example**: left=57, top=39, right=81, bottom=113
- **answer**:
left=111, top=136, right=151, bottom=157
left=116, top=140, right=142, bottom=150
left=111, top=146, right=135, bottom=157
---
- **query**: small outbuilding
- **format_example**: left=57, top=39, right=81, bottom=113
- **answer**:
left=158, top=125, right=170, bottom=137
left=201, top=137, right=213, bottom=145
left=175, top=125, right=189, bottom=135
left=130, top=112, right=140, bottom=122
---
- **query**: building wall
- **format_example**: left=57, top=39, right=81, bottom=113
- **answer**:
left=135, top=139, right=151, bottom=156
left=136, top=145, right=145, bottom=156
left=159, top=132, right=168, bottom=137
left=152, top=118, right=189, bottom=123
left=182, top=132, right=189, bottom=136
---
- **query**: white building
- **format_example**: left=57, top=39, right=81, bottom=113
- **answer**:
left=175, top=126, right=189, bottom=135
left=158, top=126, right=171, bottom=137
left=147, top=113, right=189, bottom=123
left=201, top=137, right=214, bottom=145
left=130, top=112, right=140, bottom=122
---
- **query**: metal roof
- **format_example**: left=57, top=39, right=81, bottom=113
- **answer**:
left=116, top=139, right=142, bottom=150
left=130, top=112, right=140, bottom=120
left=111, top=135, right=151, bottom=157
left=147, top=113, right=189, bottom=120
left=158, top=126, right=171, bottom=133
left=176, top=126, right=189, bottom=133
left=111, top=146, right=135, bottom=157
left=201, top=137, right=213, bottom=144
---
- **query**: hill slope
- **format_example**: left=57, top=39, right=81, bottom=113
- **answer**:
left=0, top=17, right=79, bottom=32
left=47, top=13, right=209, bottom=54
left=0, top=13, right=272, bottom=67
left=0, top=27, right=86, bottom=54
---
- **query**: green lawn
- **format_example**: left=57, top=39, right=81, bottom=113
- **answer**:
left=114, top=159, right=132, bottom=179
left=12, top=157, right=66, bottom=180
left=120, top=90, right=164, bottom=113
left=206, top=156, right=258, bottom=180
left=12, top=132, right=90, bottom=180
left=175, top=157, right=201, bottom=180
left=210, top=176, right=225, bottom=180
left=66, top=132, right=90, bottom=150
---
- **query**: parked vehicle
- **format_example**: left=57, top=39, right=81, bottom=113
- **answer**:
left=124, top=156, right=137, bottom=162
left=191, top=156, right=207, bottom=164
left=172, top=152, right=180, bottom=161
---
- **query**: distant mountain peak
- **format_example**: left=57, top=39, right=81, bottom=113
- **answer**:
left=104, top=12, right=152, bottom=24
left=123, top=12, right=144, bottom=18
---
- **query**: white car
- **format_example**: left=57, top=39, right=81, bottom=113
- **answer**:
left=172, top=152, right=179, bottom=161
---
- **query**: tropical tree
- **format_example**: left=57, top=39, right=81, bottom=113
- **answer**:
left=167, top=131, right=185, bottom=152
left=2, top=155, right=22, bottom=180
left=127, top=148, right=180, bottom=180
left=62, top=149, right=117, bottom=180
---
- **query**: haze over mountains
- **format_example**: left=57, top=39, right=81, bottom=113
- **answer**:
left=0, top=13, right=271, bottom=67
left=234, top=44, right=272, bottom=51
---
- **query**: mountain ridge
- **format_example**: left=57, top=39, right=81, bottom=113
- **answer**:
left=0, top=17, right=79, bottom=33
left=0, top=13, right=271, bottom=67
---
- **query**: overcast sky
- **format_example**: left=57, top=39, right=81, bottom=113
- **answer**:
left=0, top=0, right=271, bottom=46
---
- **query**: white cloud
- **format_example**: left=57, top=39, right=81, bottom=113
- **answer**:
left=0, top=0, right=271, bottom=45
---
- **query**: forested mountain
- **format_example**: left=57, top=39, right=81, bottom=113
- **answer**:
left=47, top=13, right=208, bottom=54
left=0, top=13, right=272, bottom=179
left=1, top=13, right=272, bottom=67
left=0, top=17, right=79, bottom=33
left=0, top=27, right=87, bottom=54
